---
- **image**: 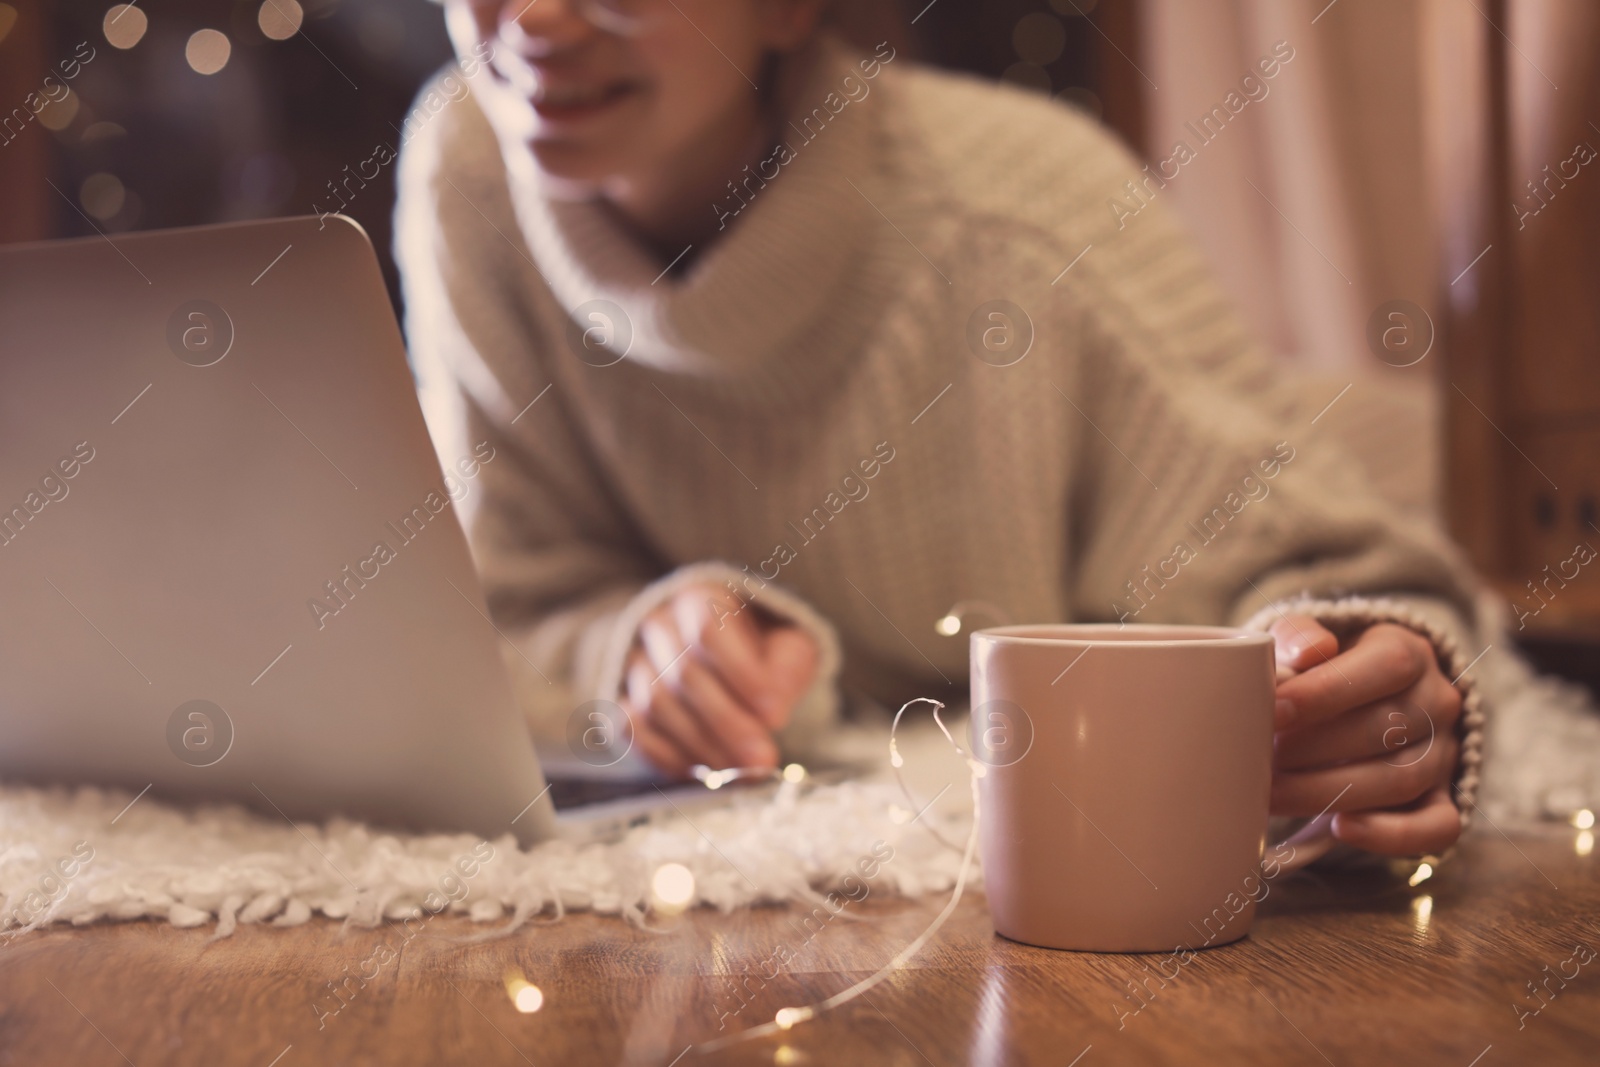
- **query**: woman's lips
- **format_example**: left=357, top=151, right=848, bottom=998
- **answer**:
left=530, top=82, right=638, bottom=123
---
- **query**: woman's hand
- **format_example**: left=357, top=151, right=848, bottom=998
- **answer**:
left=620, top=582, right=820, bottom=778
left=1269, top=615, right=1465, bottom=857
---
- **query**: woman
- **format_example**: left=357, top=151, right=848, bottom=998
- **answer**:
left=398, top=0, right=1482, bottom=859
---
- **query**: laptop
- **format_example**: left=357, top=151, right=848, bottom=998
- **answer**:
left=0, top=215, right=740, bottom=846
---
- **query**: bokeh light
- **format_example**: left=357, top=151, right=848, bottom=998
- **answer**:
left=81, top=121, right=128, bottom=145
left=357, top=8, right=405, bottom=57
left=36, top=91, right=79, bottom=131
left=258, top=0, right=303, bottom=41
left=185, top=29, right=232, bottom=75
left=1410, top=893, right=1433, bottom=938
left=1056, top=87, right=1104, bottom=120
left=503, top=971, right=545, bottom=1013
left=651, top=862, right=695, bottom=912
left=80, top=172, right=126, bottom=221
left=1572, top=808, right=1595, bottom=830
left=103, top=4, right=147, bottom=49
left=1000, top=62, right=1051, bottom=95
left=1013, top=13, right=1067, bottom=66
left=513, top=983, right=543, bottom=1013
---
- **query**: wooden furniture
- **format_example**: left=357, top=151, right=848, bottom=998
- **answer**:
left=1440, top=0, right=1600, bottom=638
left=4, top=824, right=1595, bottom=1065
left=0, top=0, right=50, bottom=245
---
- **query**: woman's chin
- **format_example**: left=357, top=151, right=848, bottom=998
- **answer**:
left=521, top=139, right=634, bottom=191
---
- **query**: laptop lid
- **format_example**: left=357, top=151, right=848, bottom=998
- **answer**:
left=0, top=215, right=557, bottom=845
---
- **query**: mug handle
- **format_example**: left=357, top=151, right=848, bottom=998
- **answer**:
left=1263, top=812, right=1337, bottom=874
left=1260, top=657, right=1340, bottom=874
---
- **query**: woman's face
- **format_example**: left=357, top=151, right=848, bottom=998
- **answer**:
left=445, top=0, right=811, bottom=188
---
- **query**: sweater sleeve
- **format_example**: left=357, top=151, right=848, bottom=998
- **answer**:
left=1056, top=194, right=1489, bottom=833
left=394, top=87, right=842, bottom=759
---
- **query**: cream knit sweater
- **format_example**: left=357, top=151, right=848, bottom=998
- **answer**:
left=395, top=40, right=1486, bottom=815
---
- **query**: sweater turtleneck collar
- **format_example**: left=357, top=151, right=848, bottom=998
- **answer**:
left=505, top=37, right=881, bottom=382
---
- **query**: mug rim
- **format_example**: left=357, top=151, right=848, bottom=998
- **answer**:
left=971, top=623, right=1270, bottom=647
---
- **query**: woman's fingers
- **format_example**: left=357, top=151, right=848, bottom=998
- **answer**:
left=1274, top=666, right=1462, bottom=772
left=621, top=582, right=820, bottom=769
left=633, top=721, right=693, bottom=779
left=679, top=592, right=776, bottom=720
left=677, top=656, right=778, bottom=768
left=1268, top=615, right=1340, bottom=675
left=1271, top=733, right=1459, bottom=818
left=1331, top=786, right=1462, bottom=857
left=626, top=656, right=730, bottom=770
left=1274, top=623, right=1434, bottom=731
left=640, top=605, right=697, bottom=684
left=669, top=585, right=817, bottom=730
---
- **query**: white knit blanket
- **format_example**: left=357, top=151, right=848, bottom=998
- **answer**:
left=4, top=654, right=1593, bottom=943
left=0, top=722, right=975, bottom=941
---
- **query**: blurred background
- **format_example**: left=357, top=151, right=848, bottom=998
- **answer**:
left=1, top=0, right=1596, bottom=692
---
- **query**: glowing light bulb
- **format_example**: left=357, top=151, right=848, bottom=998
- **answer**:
left=782, top=763, right=806, bottom=783
left=651, top=862, right=696, bottom=911
left=774, top=1007, right=810, bottom=1030
left=1407, top=862, right=1433, bottom=887
left=935, top=615, right=962, bottom=637
left=1572, top=809, right=1595, bottom=830
left=504, top=973, right=544, bottom=1013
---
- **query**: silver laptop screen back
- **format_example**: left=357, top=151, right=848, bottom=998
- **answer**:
left=0, top=216, right=554, bottom=844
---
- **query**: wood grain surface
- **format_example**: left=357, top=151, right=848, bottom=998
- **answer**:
left=2, top=824, right=1595, bottom=1066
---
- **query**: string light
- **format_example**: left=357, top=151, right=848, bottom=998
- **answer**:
left=696, top=699, right=982, bottom=1056
left=691, top=764, right=776, bottom=791
left=932, top=601, right=1012, bottom=638
left=503, top=973, right=544, bottom=1014
left=773, top=1007, right=810, bottom=1030
left=1408, top=862, right=1434, bottom=887
left=650, top=863, right=696, bottom=913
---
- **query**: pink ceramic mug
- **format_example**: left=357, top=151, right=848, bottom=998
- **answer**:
left=970, top=624, right=1332, bottom=952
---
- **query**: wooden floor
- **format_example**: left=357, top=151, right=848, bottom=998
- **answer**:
left=2, top=823, right=1596, bottom=1066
